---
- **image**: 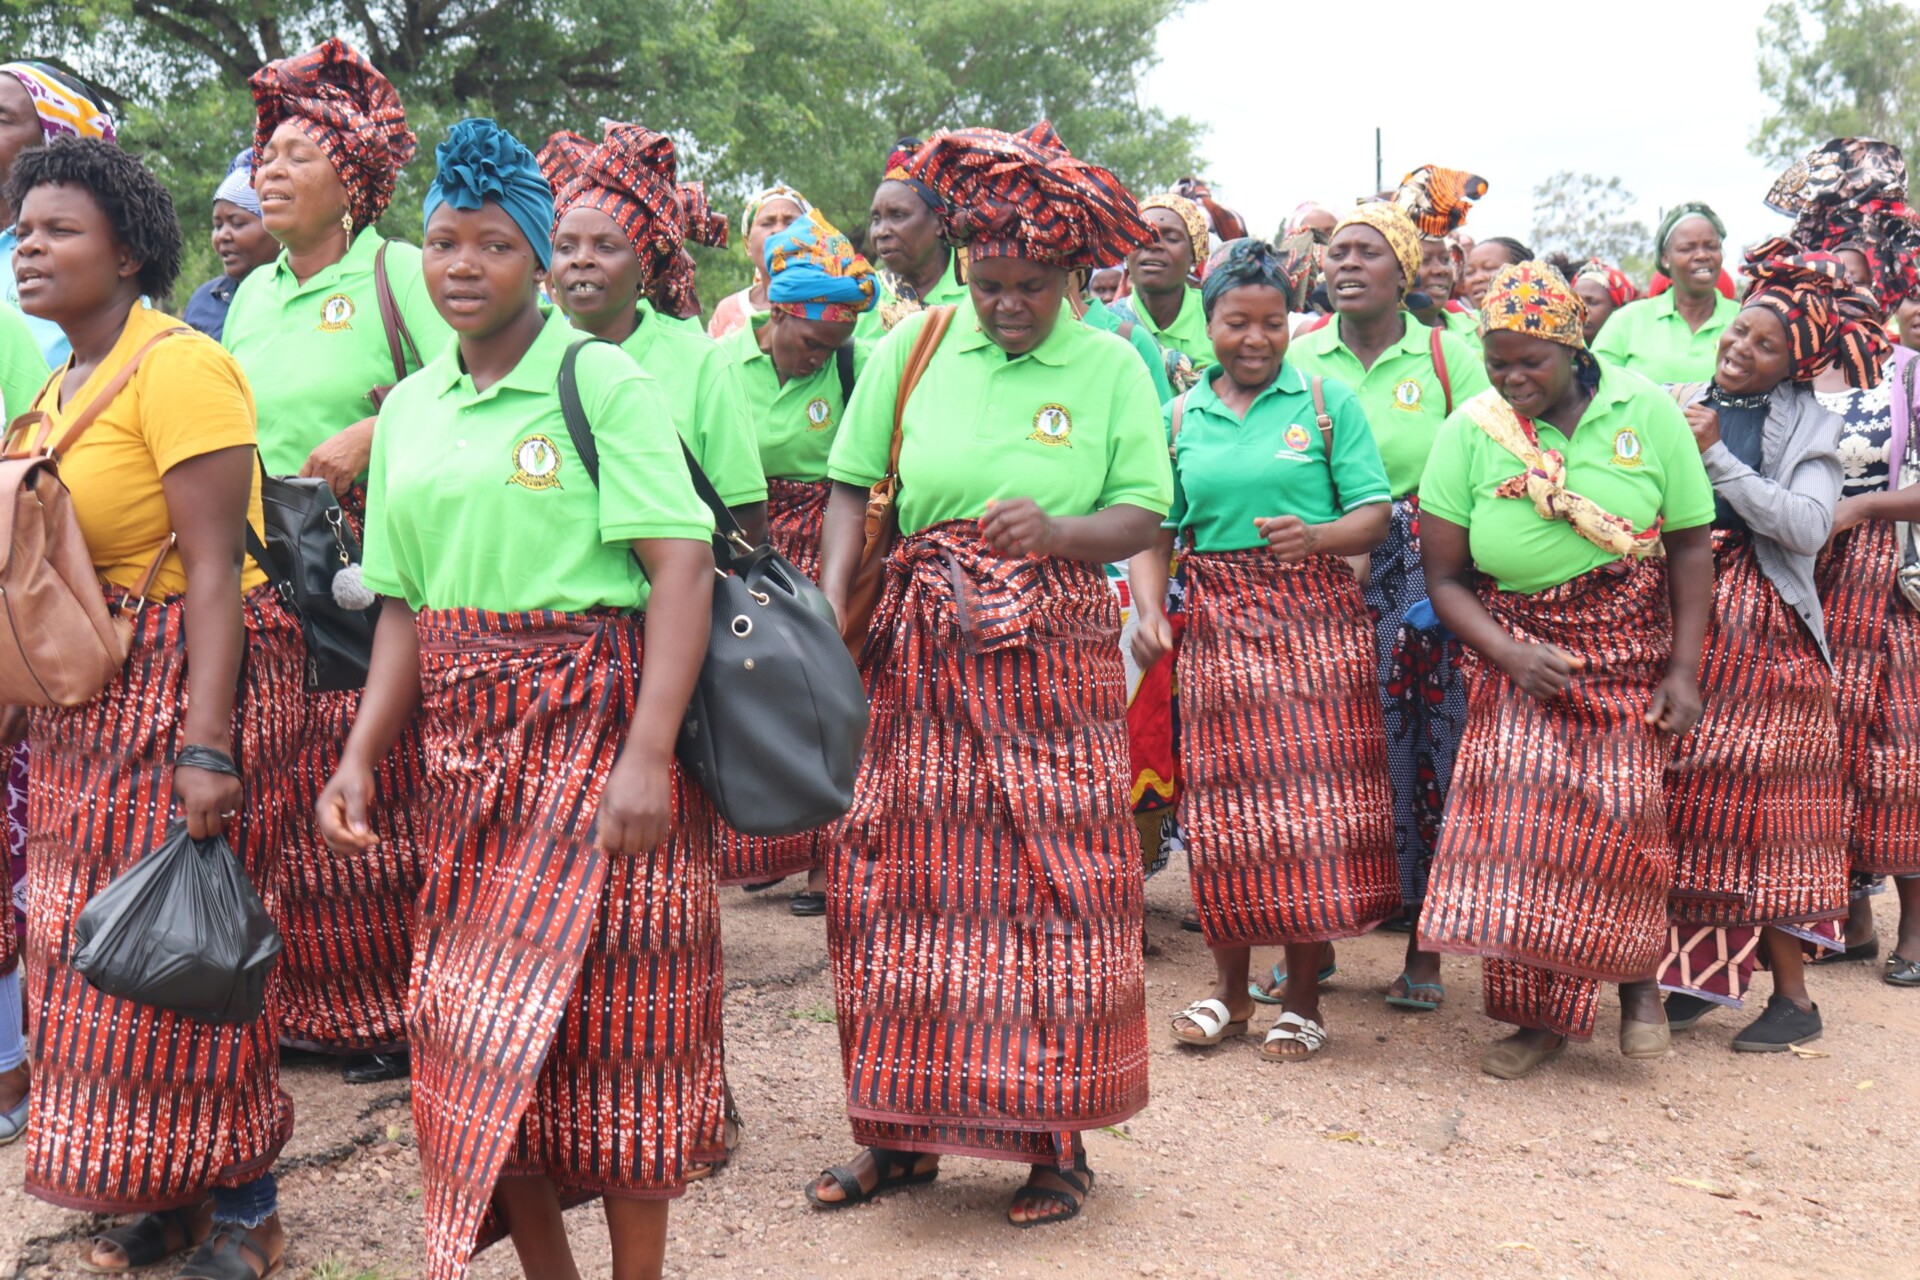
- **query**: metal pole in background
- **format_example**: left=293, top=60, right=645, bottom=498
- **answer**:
left=1375, top=127, right=1383, bottom=195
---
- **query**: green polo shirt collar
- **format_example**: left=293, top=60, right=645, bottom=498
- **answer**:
left=262, top=224, right=384, bottom=298
left=426, top=308, right=575, bottom=400
left=1187, top=360, right=1310, bottom=411
left=953, top=310, right=1077, bottom=366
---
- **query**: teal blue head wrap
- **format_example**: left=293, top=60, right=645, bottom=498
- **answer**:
left=423, top=117, right=554, bottom=269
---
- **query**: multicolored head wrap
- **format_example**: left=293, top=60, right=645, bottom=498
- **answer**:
left=904, top=123, right=1152, bottom=272
left=1479, top=260, right=1588, bottom=349
left=678, top=182, right=728, bottom=250
left=1331, top=202, right=1423, bottom=290
left=424, top=118, right=554, bottom=269
left=1574, top=258, right=1639, bottom=309
left=1740, top=238, right=1890, bottom=388
left=764, top=211, right=877, bottom=322
left=1285, top=201, right=1337, bottom=244
left=539, top=122, right=708, bottom=317
left=741, top=184, right=813, bottom=241
left=882, top=137, right=942, bottom=210
left=0, top=61, right=115, bottom=144
left=1394, top=164, right=1488, bottom=238
left=1764, top=139, right=1920, bottom=311
left=1200, top=235, right=1317, bottom=316
left=1141, top=192, right=1210, bottom=266
left=1655, top=200, right=1726, bottom=255
left=1766, top=137, right=1907, bottom=219
left=249, top=38, right=414, bottom=231
left=213, top=146, right=261, bottom=218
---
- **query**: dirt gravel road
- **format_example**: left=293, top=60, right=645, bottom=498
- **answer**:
left=5, top=869, right=1916, bottom=1279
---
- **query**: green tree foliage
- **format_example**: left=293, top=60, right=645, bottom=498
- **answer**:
left=0, top=0, right=1202, bottom=307
left=1530, top=171, right=1654, bottom=280
left=1751, top=0, right=1920, bottom=164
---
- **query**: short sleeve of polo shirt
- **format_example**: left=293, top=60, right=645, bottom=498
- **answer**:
left=1589, top=303, right=1636, bottom=368
left=683, top=352, right=767, bottom=508
left=0, top=302, right=50, bottom=419
left=1320, top=377, right=1394, bottom=511
left=829, top=309, right=922, bottom=490
left=575, top=340, right=717, bottom=544
left=1414, top=414, right=1475, bottom=527
left=1641, top=386, right=1717, bottom=530
left=1096, top=353, right=1173, bottom=515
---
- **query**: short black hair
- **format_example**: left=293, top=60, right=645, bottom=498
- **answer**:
left=1483, top=235, right=1534, bottom=267
left=7, top=136, right=182, bottom=298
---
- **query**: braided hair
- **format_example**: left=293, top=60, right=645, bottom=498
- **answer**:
left=1482, top=235, right=1533, bottom=268
left=7, top=136, right=182, bottom=298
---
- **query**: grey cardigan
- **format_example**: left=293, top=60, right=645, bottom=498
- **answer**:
left=1677, top=382, right=1843, bottom=664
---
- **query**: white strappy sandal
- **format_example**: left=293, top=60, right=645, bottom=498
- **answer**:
left=1260, top=1010, right=1328, bottom=1061
left=1170, top=998, right=1248, bottom=1046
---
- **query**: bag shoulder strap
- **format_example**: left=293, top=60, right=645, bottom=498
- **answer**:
left=374, top=242, right=421, bottom=382
left=887, top=305, right=957, bottom=479
left=1168, top=389, right=1190, bottom=458
left=1428, top=323, right=1453, bottom=416
left=835, top=342, right=856, bottom=404
left=1668, top=381, right=1710, bottom=410
left=7, top=328, right=191, bottom=459
left=557, top=338, right=747, bottom=549
left=1311, top=374, right=1341, bottom=510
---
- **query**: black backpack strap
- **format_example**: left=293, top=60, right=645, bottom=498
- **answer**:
left=835, top=342, right=856, bottom=404
left=558, top=338, right=752, bottom=554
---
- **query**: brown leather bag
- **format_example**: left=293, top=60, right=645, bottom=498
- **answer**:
left=367, top=241, right=420, bottom=409
left=838, top=304, right=957, bottom=652
left=0, top=331, right=181, bottom=706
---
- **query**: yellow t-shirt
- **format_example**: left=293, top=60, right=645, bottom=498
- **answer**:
left=32, top=306, right=267, bottom=596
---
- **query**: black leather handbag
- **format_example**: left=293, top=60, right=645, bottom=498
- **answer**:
left=557, top=341, right=869, bottom=836
left=244, top=468, right=378, bottom=692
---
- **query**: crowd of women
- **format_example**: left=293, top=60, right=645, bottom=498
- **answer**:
left=0, top=36, right=1911, bottom=1280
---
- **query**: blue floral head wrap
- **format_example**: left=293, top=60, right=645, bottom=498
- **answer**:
left=423, top=117, right=554, bottom=269
left=764, top=212, right=878, bottom=321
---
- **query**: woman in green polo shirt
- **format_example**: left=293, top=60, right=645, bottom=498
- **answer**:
left=807, top=122, right=1169, bottom=1229
left=1131, top=238, right=1398, bottom=1063
left=318, top=118, right=719, bottom=1280
left=1288, top=202, right=1490, bottom=1013
left=851, top=138, right=967, bottom=369
left=223, top=37, right=451, bottom=1084
left=712, top=209, right=877, bottom=907
left=1418, top=261, right=1714, bottom=1080
left=540, top=120, right=768, bottom=543
left=1114, top=190, right=1211, bottom=390
left=1592, top=202, right=1739, bottom=383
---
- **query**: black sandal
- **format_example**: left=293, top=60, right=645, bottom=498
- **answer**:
left=77, top=1208, right=198, bottom=1274
left=176, top=1226, right=282, bottom=1280
left=805, top=1146, right=938, bottom=1210
left=1887, top=953, right=1920, bottom=987
left=789, top=889, right=827, bottom=917
left=1007, top=1154, right=1095, bottom=1229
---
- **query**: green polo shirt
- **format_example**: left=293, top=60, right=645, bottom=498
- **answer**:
left=0, top=300, right=49, bottom=422
left=1591, top=290, right=1739, bottom=385
left=615, top=303, right=766, bottom=507
left=361, top=309, right=714, bottom=614
left=1288, top=314, right=1491, bottom=500
left=719, top=313, right=845, bottom=482
left=1442, top=307, right=1482, bottom=350
left=1082, top=297, right=1174, bottom=404
left=1132, top=286, right=1212, bottom=369
left=1168, top=364, right=1391, bottom=551
left=851, top=255, right=969, bottom=375
left=1418, top=367, right=1716, bottom=595
left=830, top=302, right=1173, bottom=535
left=223, top=231, right=451, bottom=476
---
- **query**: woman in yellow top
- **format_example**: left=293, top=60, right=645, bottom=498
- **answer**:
left=221, top=38, right=449, bottom=1084
left=9, top=137, right=303, bottom=1280
left=810, top=123, right=1170, bottom=1229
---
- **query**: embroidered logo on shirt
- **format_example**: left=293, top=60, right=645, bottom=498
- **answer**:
left=509, top=434, right=562, bottom=490
left=806, top=397, right=833, bottom=431
left=1283, top=423, right=1312, bottom=452
left=318, top=293, right=355, bottom=332
left=1029, top=403, right=1073, bottom=446
left=1392, top=379, right=1423, bottom=410
left=1611, top=427, right=1643, bottom=468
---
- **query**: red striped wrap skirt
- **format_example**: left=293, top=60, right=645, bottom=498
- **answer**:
left=407, top=609, right=723, bottom=1280
left=1421, top=560, right=1676, bottom=1041
left=715, top=477, right=829, bottom=885
left=1665, top=533, right=1845, bottom=927
left=1817, top=519, right=1920, bottom=875
left=23, top=586, right=305, bottom=1211
left=275, top=485, right=425, bottom=1052
left=829, top=522, right=1148, bottom=1168
left=1180, top=550, right=1399, bottom=945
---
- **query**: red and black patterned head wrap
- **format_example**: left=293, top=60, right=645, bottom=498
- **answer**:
left=1740, top=238, right=1890, bottom=388
left=903, top=123, right=1152, bottom=272
left=539, top=122, right=710, bottom=320
left=249, top=38, right=415, bottom=232
left=1766, top=138, right=1920, bottom=311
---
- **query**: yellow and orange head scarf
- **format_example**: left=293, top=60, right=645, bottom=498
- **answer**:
left=1140, top=192, right=1210, bottom=266
left=1331, top=202, right=1423, bottom=291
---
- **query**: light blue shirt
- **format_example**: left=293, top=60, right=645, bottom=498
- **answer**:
left=0, top=226, right=68, bottom=368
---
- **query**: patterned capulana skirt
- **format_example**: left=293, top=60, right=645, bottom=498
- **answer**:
left=829, top=522, right=1147, bottom=1170
left=1179, top=548, right=1398, bottom=946
left=1421, top=559, right=1676, bottom=1041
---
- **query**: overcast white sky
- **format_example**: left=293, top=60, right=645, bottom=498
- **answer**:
left=1143, top=0, right=1791, bottom=252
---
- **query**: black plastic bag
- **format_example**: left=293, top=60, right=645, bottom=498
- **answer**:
left=70, top=820, right=281, bottom=1025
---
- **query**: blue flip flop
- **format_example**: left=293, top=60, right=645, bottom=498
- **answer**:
left=1248, top=960, right=1338, bottom=1006
left=1385, top=972, right=1444, bottom=1012
left=0, top=1091, right=30, bottom=1146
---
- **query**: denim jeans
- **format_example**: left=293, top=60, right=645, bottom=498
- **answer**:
left=210, top=1172, right=278, bottom=1228
left=0, top=969, right=23, bottom=1074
